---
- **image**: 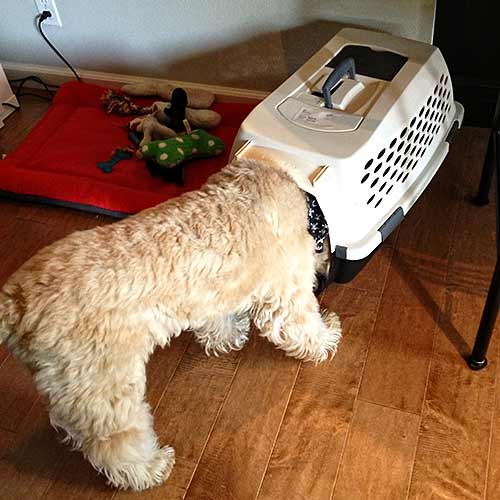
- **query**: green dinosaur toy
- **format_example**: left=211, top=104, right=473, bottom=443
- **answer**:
left=139, top=129, right=225, bottom=169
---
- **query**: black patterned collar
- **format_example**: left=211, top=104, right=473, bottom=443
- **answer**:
left=305, top=192, right=329, bottom=253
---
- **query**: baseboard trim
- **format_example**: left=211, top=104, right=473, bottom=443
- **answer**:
left=1, top=61, right=269, bottom=103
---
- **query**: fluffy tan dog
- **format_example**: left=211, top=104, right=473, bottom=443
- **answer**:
left=0, top=158, right=341, bottom=490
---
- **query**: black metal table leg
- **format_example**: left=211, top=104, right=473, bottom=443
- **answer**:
left=469, top=90, right=500, bottom=369
left=473, top=93, right=500, bottom=205
left=468, top=258, right=500, bottom=369
left=473, top=130, right=497, bottom=206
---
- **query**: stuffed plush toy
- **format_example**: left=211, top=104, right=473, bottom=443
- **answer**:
left=139, top=130, right=225, bottom=168
left=152, top=101, right=221, bottom=130
left=121, top=82, right=214, bottom=109
left=129, top=85, right=222, bottom=150
left=149, top=87, right=220, bottom=131
left=130, top=115, right=177, bottom=149
left=102, top=87, right=221, bottom=135
left=101, top=90, right=152, bottom=115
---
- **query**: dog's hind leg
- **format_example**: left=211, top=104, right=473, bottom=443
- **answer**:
left=40, top=330, right=175, bottom=491
left=81, top=399, right=175, bottom=491
left=253, top=290, right=341, bottom=362
left=192, top=310, right=250, bottom=355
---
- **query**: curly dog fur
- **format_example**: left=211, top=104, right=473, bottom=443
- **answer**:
left=0, top=158, right=341, bottom=490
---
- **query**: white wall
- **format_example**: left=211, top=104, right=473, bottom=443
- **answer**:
left=303, top=0, right=436, bottom=42
left=0, top=0, right=436, bottom=91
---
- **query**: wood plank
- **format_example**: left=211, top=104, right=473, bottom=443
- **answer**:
left=0, top=355, right=39, bottom=432
left=145, top=336, right=192, bottom=413
left=0, top=203, right=112, bottom=285
left=0, top=217, right=64, bottom=433
left=183, top=335, right=301, bottom=500
left=0, top=204, right=12, bottom=366
left=0, top=212, right=107, bottom=429
left=0, top=397, right=67, bottom=500
left=257, top=286, right=379, bottom=500
left=114, top=338, right=241, bottom=500
left=358, top=252, right=446, bottom=414
left=331, top=400, right=420, bottom=500
left=487, top=344, right=500, bottom=500
left=408, top=127, right=497, bottom=500
left=0, top=346, right=8, bottom=367
left=338, top=244, right=394, bottom=296
left=0, top=94, right=51, bottom=155
left=0, top=217, right=57, bottom=284
left=41, top=450, right=115, bottom=500
left=0, top=207, right=112, bottom=289
left=358, top=128, right=469, bottom=413
left=14, top=202, right=114, bottom=229
left=0, top=198, right=22, bottom=220
left=408, top=290, right=497, bottom=500
left=447, top=128, right=496, bottom=294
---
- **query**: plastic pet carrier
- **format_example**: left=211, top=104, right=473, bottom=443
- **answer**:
left=230, top=28, right=464, bottom=284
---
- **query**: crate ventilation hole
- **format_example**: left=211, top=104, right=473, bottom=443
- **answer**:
left=360, top=74, right=453, bottom=209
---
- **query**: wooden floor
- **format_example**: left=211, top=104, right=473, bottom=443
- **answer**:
left=0, top=96, right=499, bottom=500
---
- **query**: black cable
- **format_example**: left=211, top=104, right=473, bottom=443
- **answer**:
left=9, top=76, right=58, bottom=87
left=4, top=75, right=57, bottom=112
left=3, top=12, right=79, bottom=112
left=17, top=92, right=53, bottom=101
left=37, top=11, right=81, bottom=82
left=9, top=76, right=58, bottom=95
left=10, top=76, right=56, bottom=99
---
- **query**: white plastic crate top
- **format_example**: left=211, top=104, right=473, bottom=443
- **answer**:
left=230, top=28, right=464, bottom=261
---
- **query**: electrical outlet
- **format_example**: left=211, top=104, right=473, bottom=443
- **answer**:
left=34, top=0, right=62, bottom=27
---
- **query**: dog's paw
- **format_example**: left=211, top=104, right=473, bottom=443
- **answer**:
left=106, top=446, right=175, bottom=491
left=303, top=310, right=342, bottom=363
left=196, top=312, right=250, bottom=356
left=322, top=310, right=342, bottom=336
left=203, top=331, right=249, bottom=356
left=143, top=446, right=175, bottom=489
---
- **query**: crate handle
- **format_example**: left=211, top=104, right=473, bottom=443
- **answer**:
left=322, top=57, right=356, bottom=109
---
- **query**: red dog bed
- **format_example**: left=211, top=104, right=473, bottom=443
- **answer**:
left=0, top=82, right=255, bottom=216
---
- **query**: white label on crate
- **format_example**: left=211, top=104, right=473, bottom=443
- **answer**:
left=277, top=97, right=362, bottom=132
left=293, top=106, right=360, bottom=130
